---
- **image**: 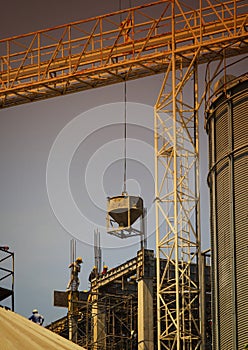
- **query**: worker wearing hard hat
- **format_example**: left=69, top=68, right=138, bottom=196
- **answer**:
left=102, top=265, right=108, bottom=276
left=88, top=266, right=98, bottom=282
left=66, top=257, right=83, bottom=291
left=120, top=18, right=132, bottom=43
left=28, top=309, right=44, bottom=325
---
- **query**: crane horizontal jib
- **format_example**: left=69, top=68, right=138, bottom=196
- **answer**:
left=0, top=0, right=247, bottom=108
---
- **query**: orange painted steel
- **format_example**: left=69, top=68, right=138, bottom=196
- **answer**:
left=0, top=0, right=247, bottom=108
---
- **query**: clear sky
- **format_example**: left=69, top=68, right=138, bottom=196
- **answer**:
left=1, top=0, right=242, bottom=325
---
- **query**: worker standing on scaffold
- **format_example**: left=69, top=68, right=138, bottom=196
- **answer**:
left=88, top=265, right=98, bottom=282
left=120, top=18, right=132, bottom=43
left=66, top=257, right=83, bottom=291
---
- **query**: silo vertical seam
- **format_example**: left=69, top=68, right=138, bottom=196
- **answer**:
left=211, top=113, right=220, bottom=350
left=228, top=95, right=238, bottom=350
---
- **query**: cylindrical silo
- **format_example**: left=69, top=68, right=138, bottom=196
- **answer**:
left=206, top=75, right=248, bottom=350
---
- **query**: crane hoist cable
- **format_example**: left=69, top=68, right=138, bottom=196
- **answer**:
left=123, top=80, right=127, bottom=194
left=119, top=0, right=132, bottom=20
left=119, top=0, right=131, bottom=194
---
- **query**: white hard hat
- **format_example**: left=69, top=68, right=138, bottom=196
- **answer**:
left=32, top=309, right=38, bottom=313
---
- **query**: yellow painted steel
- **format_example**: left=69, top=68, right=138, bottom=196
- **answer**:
left=0, top=0, right=247, bottom=108
left=0, top=1, right=247, bottom=349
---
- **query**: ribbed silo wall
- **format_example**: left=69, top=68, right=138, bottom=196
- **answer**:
left=206, top=77, right=248, bottom=350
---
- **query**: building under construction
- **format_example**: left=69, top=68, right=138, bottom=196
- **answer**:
left=0, top=0, right=247, bottom=349
left=47, top=248, right=211, bottom=349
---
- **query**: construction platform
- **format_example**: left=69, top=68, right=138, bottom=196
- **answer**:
left=47, top=249, right=211, bottom=349
left=0, top=247, right=14, bottom=311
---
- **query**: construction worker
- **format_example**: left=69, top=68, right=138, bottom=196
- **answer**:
left=130, top=329, right=138, bottom=349
left=102, top=265, right=108, bottom=276
left=120, top=18, right=132, bottom=43
left=28, top=309, right=44, bottom=325
left=66, top=256, right=83, bottom=291
left=88, top=265, right=98, bottom=282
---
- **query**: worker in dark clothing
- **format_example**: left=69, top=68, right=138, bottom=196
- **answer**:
left=130, top=329, right=138, bottom=349
left=88, top=266, right=98, bottom=282
left=120, top=18, right=132, bottom=42
left=29, top=309, right=44, bottom=325
left=66, top=256, right=83, bottom=291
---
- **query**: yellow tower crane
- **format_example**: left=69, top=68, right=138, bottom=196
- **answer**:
left=1, top=1, right=247, bottom=349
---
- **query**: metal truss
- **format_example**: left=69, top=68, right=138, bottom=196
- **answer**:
left=49, top=292, right=138, bottom=349
left=0, top=1, right=247, bottom=108
left=49, top=250, right=153, bottom=349
left=154, top=1, right=247, bottom=349
left=48, top=249, right=211, bottom=349
left=0, top=247, right=14, bottom=311
left=1, top=1, right=248, bottom=349
left=155, top=51, right=201, bottom=350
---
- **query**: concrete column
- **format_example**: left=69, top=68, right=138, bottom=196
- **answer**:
left=68, top=291, right=78, bottom=343
left=92, top=292, right=106, bottom=349
left=138, top=277, right=154, bottom=349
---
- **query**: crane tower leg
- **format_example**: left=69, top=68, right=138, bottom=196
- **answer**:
left=154, top=45, right=202, bottom=349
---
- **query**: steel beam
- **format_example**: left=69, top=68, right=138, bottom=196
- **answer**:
left=0, top=0, right=247, bottom=108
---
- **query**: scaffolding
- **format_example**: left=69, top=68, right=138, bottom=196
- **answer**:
left=153, top=2, right=247, bottom=349
left=1, top=1, right=247, bottom=348
left=0, top=247, right=14, bottom=311
left=48, top=249, right=211, bottom=350
left=50, top=249, right=153, bottom=349
left=50, top=292, right=138, bottom=349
